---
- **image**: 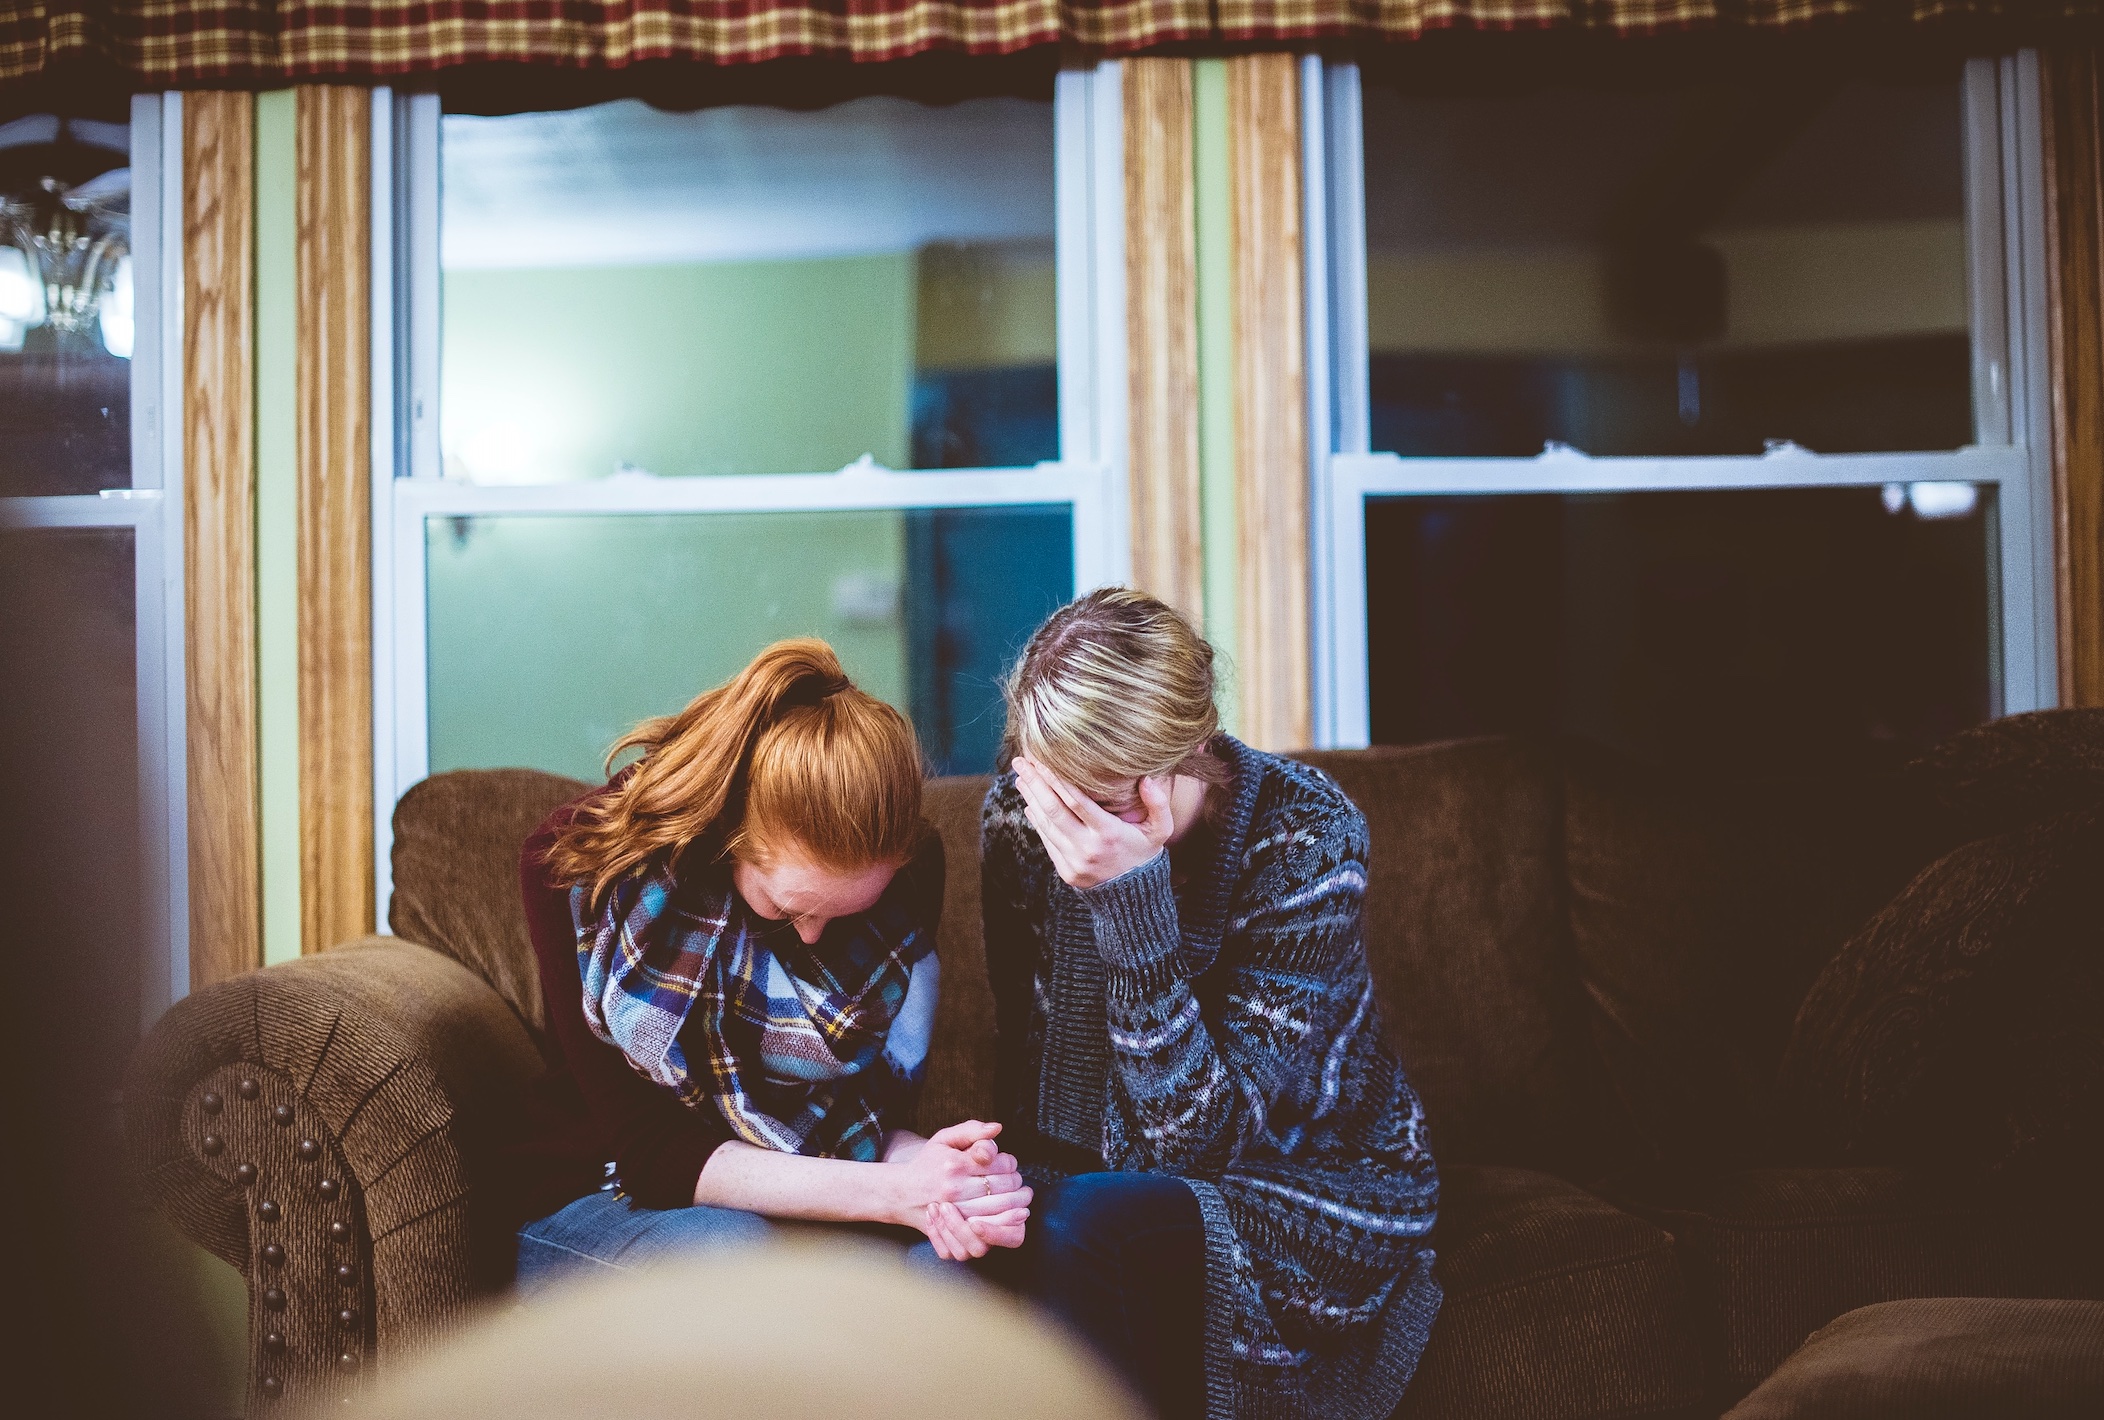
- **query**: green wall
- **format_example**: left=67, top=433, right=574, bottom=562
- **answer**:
left=1192, top=59, right=1241, bottom=736
left=431, top=244, right=1065, bottom=780
left=432, top=252, right=928, bottom=778
left=255, top=90, right=300, bottom=967
left=440, top=254, right=914, bottom=481
left=427, top=511, right=911, bottom=782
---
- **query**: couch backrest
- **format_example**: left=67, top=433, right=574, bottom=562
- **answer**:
left=1559, top=741, right=1928, bottom=1168
left=916, top=776, right=1001, bottom=1134
left=1295, top=741, right=1615, bottom=1173
left=389, top=767, right=590, bottom=1039
left=914, top=744, right=1615, bottom=1174
left=390, top=744, right=1916, bottom=1182
left=389, top=752, right=1619, bottom=1174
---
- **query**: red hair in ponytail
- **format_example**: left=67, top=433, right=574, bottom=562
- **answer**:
left=544, top=639, right=924, bottom=909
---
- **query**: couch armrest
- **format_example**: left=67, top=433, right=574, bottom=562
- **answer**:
left=126, top=937, right=545, bottom=1414
left=1605, top=1167, right=2065, bottom=1402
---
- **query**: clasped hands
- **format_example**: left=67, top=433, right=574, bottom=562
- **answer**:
left=886, top=1120, right=1032, bottom=1261
left=1012, top=755, right=1175, bottom=891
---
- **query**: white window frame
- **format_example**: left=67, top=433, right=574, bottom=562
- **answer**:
left=371, top=68, right=1130, bottom=923
left=0, top=93, right=188, bottom=1019
left=1305, top=53, right=2060, bottom=750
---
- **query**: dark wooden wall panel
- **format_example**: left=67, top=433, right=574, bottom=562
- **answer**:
left=2047, top=48, right=2104, bottom=708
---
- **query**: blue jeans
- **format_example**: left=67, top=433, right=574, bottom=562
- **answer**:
left=515, top=1188, right=940, bottom=1296
left=973, top=1172, right=1205, bottom=1420
left=514, top=1188, right=780, bottom=1294
left=517, top=1174, right=1206, bottom=1418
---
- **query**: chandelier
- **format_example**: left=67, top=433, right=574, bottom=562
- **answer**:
left=0, top=118, right=130, bottom=353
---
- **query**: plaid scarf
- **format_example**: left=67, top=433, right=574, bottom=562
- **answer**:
left=573, top=857, right=938, bottom=1161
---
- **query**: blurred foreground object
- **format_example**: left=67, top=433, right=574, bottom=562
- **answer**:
left=352, top=1239, right=1144, bottom=1420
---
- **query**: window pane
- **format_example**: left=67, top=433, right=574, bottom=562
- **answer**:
left=426, top=506, right=1072, bottom=778
left=1361, top=71, right=1969, bottom=456
left=1364, top=486, right=1993, bottom=766
left=440, top=97, right=1057, bottom=483
left=0, top=527, right=139, bottom=1082
left=1, top=113, right=134, bottom=495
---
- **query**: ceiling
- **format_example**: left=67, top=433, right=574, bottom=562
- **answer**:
left=442, top=95, right=1056, bottom=270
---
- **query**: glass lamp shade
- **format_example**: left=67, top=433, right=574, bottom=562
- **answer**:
left=0, top=168, right=130, bottom=350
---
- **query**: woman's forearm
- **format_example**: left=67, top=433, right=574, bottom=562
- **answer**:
left=1082, top=855, right=1255, bottom=1170
left=692, top=1139, right=906, bottom=1223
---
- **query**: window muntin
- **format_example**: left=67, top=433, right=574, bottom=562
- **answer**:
left=1360, top=70, right=1970, bottom=459
left=438, top=96, right=1058, bottom=484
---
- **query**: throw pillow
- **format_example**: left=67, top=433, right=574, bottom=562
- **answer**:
left=1782, top=807, right=2104, bottom=1176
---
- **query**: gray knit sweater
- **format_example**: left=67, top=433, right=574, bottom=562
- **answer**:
left=981, top=736, right=1441, bottom=1420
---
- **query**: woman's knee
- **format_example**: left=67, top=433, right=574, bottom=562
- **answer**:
left=516, top=1194, right=776, bottom=1292
left=1034, top=1172, right=1200, bottom=1266
left=623, top=1201, right=775, bottom=1264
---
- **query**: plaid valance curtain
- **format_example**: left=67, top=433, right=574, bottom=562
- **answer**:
left=1, top=1, right=2097, bottom=85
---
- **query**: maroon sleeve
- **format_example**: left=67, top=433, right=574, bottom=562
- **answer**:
left=520, top=802, right=735, bottom=1211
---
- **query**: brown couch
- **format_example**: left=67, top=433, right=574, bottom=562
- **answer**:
left=127, top=737, right=2098, bottom=1417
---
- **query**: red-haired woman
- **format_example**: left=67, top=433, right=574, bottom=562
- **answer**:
left=510, top=640, right=1029, bottom=1285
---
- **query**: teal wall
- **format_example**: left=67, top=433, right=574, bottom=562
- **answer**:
left=440, top=254, right=914, bottom=481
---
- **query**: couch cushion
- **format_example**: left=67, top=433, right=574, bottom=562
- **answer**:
left=390, top=767, right=590, bottom=1039
left=1397, top=1166, right=1703, bottom=1420
left=1607, top=1167, right=2070, bottom=1400
left=1723, top=1298, right=2104, bottom=1420
left=1561, top=743, right=1926, bottom=1169
left=915, top=775, right=998, bottom=1135
left=1783, top=808, right=2104, bottom=1178
left=1296, top=740, right=1614, bottom=1176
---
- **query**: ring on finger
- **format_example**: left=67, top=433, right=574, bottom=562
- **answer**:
left=983, top=1175, right=995, bottom=1196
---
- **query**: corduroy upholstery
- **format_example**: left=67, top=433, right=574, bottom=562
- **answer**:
left=1397, top=1166, right=1704, bottom=1420
left=1559, top=744, right=1930, bottom=1171
left=126, top=938, right=544, bottom=1412
left=1298, top=743, right=1626, bottom=1179
left=916, top=775, right=1001, bottom=1135
left=1605, top=1168, right=2060, bottom=1403
left=1783, top=811, right=2104, bottom=1178
left=1722, top=1299, right=2104, bottom=1420
left=129, top=726, right=2104, bottom=1418
left=387, top=767, right=590, bottom=1040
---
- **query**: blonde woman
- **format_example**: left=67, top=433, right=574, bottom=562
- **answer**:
left=979, top=589, right=1441, bottom=1420
left=510, top=640, right=1030, bottom=1286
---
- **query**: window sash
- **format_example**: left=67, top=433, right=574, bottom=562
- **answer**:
left=1324, top=445, right=2040, bottom=749
left=371, top=70, right=1129, bottom=921
left=1308, top=54, right=2061, bottom=749
left=0, top=93, right=187, bottom=1020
